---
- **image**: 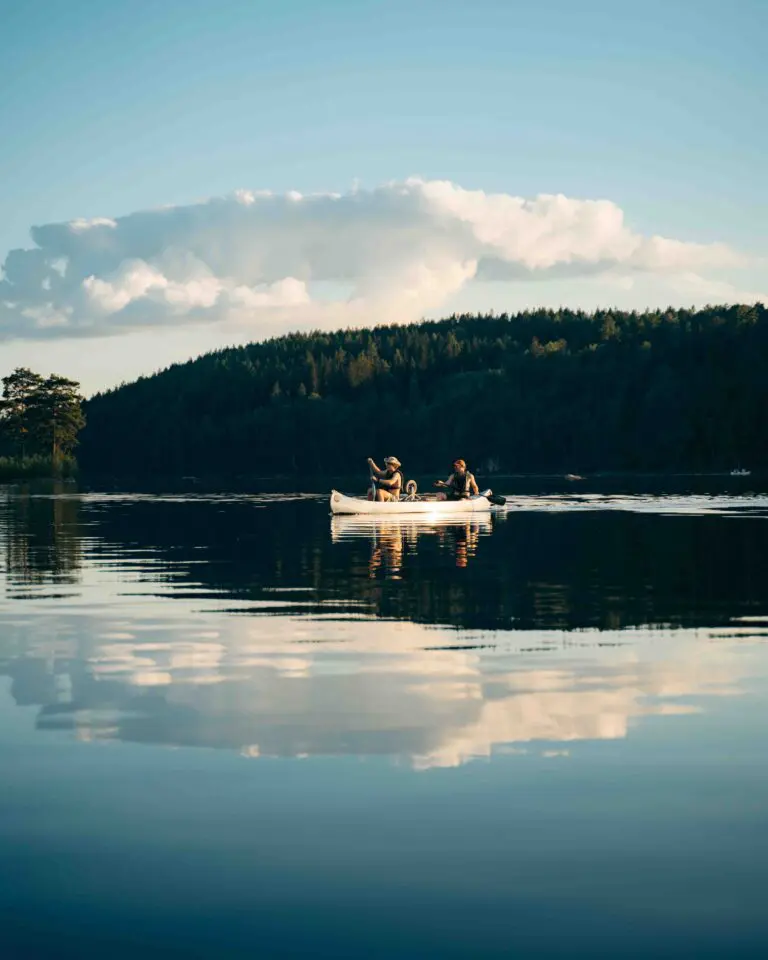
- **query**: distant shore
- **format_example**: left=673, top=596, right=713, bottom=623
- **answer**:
left=11, top=470, right=757, bottom=499
left=0, top=456, right=78, bottom=482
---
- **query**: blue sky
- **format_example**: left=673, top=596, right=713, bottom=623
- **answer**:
left=1, top=0, right=766, bottom=392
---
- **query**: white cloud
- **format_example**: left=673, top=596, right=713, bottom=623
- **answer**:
left=68, top=217, right=118, bottom=233
left=0, top=178, right=762, bottom=341
left=19, top=303, right=73, bottom=328
left=229, top=277, right=310, bottom=309
left=84, top=260, right=168, bottom=313
left=84, top=259, right=227, bottom=316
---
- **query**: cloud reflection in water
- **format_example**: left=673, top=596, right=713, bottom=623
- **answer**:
left=1, top=487, right=767, bottom=770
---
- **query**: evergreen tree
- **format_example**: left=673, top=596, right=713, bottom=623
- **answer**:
left=29, top=375, right=86, bottom=462
left=0, top=369, right=85, bottom=464
left=0, top=368, right=45, bottom=458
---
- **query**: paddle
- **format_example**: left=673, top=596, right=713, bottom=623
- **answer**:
left=477, top=488, right=506, bottom=506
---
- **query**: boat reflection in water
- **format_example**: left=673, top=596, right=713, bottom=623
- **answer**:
left=331, top=514, right=492, bottom=577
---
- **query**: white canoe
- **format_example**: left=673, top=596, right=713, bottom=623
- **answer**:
left=330, top=489, right=492, bottom=516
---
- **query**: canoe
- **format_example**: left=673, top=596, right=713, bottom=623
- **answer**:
left=330, top=489, right=493, bottom=516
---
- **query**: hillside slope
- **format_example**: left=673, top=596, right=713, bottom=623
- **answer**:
left=80, top=304, right=768, bottom=477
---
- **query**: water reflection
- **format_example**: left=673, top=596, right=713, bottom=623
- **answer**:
left=3, top=485, right=768, bottom=960
left=331, top=515, right=491, bottom=576
left=1, top=483, right=82, bottom=591
left=6, top=489, right=763, bottom=631
left=1, top=487, right=768, bottom=768
left=4, top=603, right=761, bottom=767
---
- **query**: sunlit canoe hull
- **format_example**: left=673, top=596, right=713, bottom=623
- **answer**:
left=330, top=490, right=492, bottom=515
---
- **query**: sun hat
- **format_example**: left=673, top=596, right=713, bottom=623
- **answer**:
left=384, top=456, right=401, bottom=468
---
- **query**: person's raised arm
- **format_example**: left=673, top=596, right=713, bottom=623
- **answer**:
left=367, top=457, right=382, bottom=476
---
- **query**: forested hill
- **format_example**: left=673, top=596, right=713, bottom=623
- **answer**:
left=80, top=304, right=768, bottom=477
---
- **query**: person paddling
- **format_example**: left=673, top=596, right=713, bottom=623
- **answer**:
left=367, top=456, right=403, bottom=502
left=434, top=459, right=479, bottom=500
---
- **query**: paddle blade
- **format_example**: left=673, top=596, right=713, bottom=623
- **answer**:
left=486, top=494, right=506, bottom=506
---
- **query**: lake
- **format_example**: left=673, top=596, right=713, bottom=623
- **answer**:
left=2, top=480, right=768, bottom=958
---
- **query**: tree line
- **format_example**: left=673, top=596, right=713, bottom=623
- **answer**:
left=0, top=368, right=85, bottom=478
left=77, top=302, right=767, bottom=478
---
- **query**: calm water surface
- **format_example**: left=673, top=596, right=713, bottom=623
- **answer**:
left=2, top=482, right=768, bottom=958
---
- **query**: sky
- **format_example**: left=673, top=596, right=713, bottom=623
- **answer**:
left=1, top=0, right=766, bottom=395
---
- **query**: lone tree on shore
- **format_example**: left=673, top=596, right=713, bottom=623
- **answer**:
left=0, top=368, right=86, bottom=463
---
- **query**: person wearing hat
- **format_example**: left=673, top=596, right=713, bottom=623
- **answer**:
left=434, top=459, right=479, bottom=500
left=367, top=456, right=403, bottom=501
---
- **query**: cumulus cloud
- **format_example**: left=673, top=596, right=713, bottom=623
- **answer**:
left=0, top=178, right=760, bottom=341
